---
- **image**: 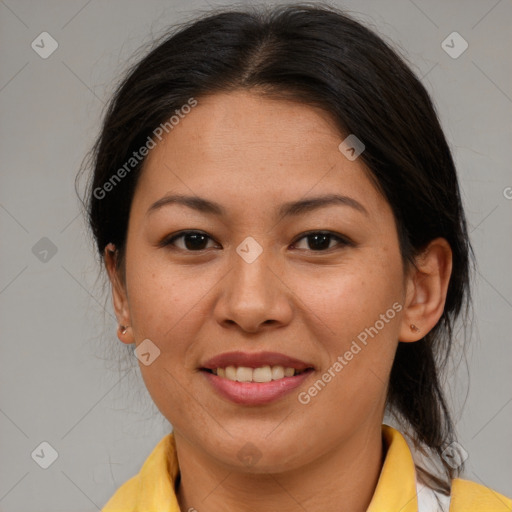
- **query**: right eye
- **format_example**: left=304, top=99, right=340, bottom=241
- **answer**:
left=159, top=230, right=219, bottom=252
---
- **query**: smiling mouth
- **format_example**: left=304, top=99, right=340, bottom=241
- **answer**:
left=201, top=365, right=314, bottom=383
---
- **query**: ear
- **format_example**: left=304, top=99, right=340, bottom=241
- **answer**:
left=399, top=238, right=453, bottom=342
left=104, top=243, right=134, bottom=345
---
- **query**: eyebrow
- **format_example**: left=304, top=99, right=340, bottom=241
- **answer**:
left=146, top=193, right=368, bottom=218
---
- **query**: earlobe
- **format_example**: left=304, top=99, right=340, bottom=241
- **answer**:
left=117, top=324, right=133, bottom=344
left=399, top=238, right=453, bottom=342
left=104, top=243, right=134, bottom=345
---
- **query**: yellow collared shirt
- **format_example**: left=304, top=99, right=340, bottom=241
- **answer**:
left=102, top=425, right=511, bottom=511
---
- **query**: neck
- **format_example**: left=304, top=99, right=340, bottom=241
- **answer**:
left=174, top=422, right=384, bottom=512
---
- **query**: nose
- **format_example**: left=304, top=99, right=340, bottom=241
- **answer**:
left=213, top=246, right=293, bottom=334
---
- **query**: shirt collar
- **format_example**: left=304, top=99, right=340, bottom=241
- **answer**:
left=366, top=424, right=420, bottom=512
left=131, top=424, right=420, bottom=512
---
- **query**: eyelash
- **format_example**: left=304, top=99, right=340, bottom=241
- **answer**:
left=159, top=230, right=354, bottom=253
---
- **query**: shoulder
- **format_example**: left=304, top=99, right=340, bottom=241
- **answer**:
left=449, top=478, right=512, bottom=511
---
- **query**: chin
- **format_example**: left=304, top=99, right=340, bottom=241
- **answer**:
left=206, top=433, right=306, bottom=474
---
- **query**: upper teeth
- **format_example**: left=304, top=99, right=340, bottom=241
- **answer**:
left=213, top=365, right=299, bottom=383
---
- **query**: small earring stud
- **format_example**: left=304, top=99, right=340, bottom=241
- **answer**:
left=410, top=324, right=419, bottom=332
left=119, top=325, right=128, bottom=335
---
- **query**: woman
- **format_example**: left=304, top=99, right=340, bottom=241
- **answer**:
left=82, top=4, right=511, bottom=511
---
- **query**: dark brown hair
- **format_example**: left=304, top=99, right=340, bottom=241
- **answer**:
left=80, top=2, right=472, bottom=493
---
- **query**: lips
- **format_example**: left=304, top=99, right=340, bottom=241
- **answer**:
left=201, top=351, right=314, bottom=371
left=199, top=351, right=315, bottom=405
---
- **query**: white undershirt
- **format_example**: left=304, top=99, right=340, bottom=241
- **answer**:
left=416, top=479, right=452, bottom=512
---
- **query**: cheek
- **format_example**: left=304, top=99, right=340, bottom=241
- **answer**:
left=123, top=252, right=211, bottom=422
left=291, top=249, right=403, bottom=407
left=125, top=245, right=208, bottom=337
left=293, top=250, right=404, bottom=345
left=123, top=247, right=223, bottom=397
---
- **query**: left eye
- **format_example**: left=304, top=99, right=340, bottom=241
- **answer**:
left=291, top=231, right=350, bottom=252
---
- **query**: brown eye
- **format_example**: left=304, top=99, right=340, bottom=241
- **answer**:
left=161, top=231, right=218, bottom=251
left=292, top=231, right=352, bottom=252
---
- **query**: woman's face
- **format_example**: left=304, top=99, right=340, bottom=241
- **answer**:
left=112, top=90, right=410, bottom=471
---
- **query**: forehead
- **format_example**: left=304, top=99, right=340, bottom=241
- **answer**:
left=134, top=90, right=385, bottom=218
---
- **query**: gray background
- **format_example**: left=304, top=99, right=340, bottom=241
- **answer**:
left=1, top=0, right=511, bottom=510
